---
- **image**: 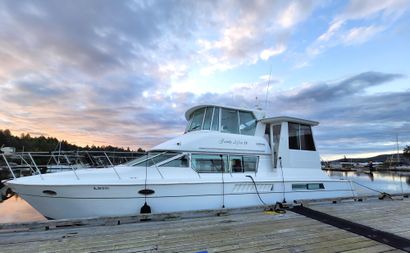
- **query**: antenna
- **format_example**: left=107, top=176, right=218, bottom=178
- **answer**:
left=264, top=63, right=273, bottom=110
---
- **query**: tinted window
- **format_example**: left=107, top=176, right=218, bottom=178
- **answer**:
left=230, top=156, right=243, bottom=173
left=191, top=154, right=228, bottom=173
left=300, top=125, right=315, bottom=151
left=288, top=123, right=316, bottom=151
left=132, top=152, right=180, bottom=167
left=243, top=156, right=258, bottom=172
left=202, top=107, right=213, bottom=130
left=211, top=107, right=220, bottom=131
left=160, top=155, right=189, bottom=167
left=221, top=109, right=239, bottom=134
left=188, top=108, right=205, bottom=132
left=292, top=183, right=324, bottom=190
left=288, top=123, right=300, bottom=150
left=239, top=111, right=256, bottom=135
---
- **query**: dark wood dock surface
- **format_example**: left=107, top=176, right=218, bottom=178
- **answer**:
left=1, top=197, right=409, bottom=252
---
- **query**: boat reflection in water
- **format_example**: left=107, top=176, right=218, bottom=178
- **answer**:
left=5, top=105, right=357, bottom=219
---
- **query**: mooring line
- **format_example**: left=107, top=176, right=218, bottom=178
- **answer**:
left=291, top=205, right=410, bottom=252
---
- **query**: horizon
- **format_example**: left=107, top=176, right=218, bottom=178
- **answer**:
left=0, top=1, right=409, bottom=160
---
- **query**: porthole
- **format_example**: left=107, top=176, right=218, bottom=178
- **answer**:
left=138, top=189, right=155, bottom=195
left=42, top=190, right=57, bottom=196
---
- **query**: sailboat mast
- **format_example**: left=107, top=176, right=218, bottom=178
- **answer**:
left=396, top=134, right=400, bottom=164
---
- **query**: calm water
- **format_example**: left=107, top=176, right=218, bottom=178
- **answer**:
left=1, top=170, right=410, bottom=224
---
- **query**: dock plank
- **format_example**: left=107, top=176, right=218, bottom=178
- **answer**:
left=309, top=198, right=410, bottom=241
left=1, top=198, right=409, bottom=253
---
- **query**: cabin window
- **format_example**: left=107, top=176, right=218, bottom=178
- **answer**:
left=159, top=155, right=189, bottom=167
left=288, top=123, right=316, bottom=151
left=192, top=154, right=258, bottom=173
left=221, top=109, right=239, bottom=134
left=243, top=156, right=258, bottom=172
left=229, top=156, right=258, bottom=173
left=288, top=123, right=300, bottom=150
left=239, top=111, right=256, bottom=135
left=186, top=107, right=256, bottom=135
left=211, top=107, right=220, bottom=131
left=292, top=183, right=324, bottom=190
left=191, top=154, right=228, bottom=173
left=202, top=107, right=213, bottom=130
left=230, top=156, right=243, bottom=172
left=188, top=108, right=205, bottom=132
left=300, top=125, right=315, bottom=151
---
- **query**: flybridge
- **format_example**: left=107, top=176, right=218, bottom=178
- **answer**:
left=180, top=104, right=321, bottom=169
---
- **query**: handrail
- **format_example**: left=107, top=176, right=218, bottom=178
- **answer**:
left=18, top=155, right=37, bottom=175
left=1, top=154, right=16, bottom=179
left=27, top=153, right=44, bottom=180
left=64, top=154, right=80, bottom=180
left=0, top=151, right=145, bottom=181
left=102, top=152, right=121, bottom=180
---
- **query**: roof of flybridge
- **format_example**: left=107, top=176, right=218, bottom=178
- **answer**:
left=260, top=116, right=319, bottom=126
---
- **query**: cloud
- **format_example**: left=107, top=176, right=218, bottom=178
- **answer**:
left=340, top=0, right=409, bottom=20
left=260, top=44, right=287, bottom=60
left=196, top=0, right=318, bottom=75
left=341, top=25, right=385, bottom=45
left=281, top=71, right=405, bottom=103
left=0, top=1, right=408, bottom=159
left=306, top=0, right=410, bottom=61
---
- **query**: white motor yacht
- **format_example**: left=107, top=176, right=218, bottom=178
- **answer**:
left=5, top=105, right=354, bottom=219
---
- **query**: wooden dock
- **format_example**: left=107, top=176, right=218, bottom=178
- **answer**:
left=1, top=197, right=410, bottom=252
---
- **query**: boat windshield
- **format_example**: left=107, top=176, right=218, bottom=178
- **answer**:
left=123, top=152, right=181, bottom=167
left=186, top=106, right=256, bottom=136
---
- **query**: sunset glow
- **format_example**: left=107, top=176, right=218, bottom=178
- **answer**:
left=0, top=0, right=409, bottom=160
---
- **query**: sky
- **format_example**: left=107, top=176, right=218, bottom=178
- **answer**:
left=0, top=0, right=409, bottom=160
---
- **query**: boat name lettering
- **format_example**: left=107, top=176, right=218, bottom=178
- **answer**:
left=218, top=138, right=248, bottom=145
left=93, top=186, right=109, bottom=190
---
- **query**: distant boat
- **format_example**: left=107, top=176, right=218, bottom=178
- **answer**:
left=5, top=104, right=353, bottom=219
left=46, top=164, right=89, bottom=173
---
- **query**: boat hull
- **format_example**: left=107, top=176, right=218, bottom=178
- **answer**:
left=8, top=180, right=354, bottom=219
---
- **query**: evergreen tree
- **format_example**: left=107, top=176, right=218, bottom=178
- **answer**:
left=0, top=129, right=143, bottom=152
left=404, top=145, right=410, bottom=159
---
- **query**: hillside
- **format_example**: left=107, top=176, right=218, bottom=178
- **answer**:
left=331, top=153, right=409, bottom=163
left=0, top=129, right=144, bottom=153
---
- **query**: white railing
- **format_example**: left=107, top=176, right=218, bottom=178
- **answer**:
left=0, top=151, right=145, bottom=181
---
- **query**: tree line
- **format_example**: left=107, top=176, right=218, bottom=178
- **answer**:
left=405, top=145, right=410, bottom=159
left=0, top=129, right=144, bottom=153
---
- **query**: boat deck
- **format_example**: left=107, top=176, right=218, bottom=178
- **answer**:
left=1, top=197, right=410, bottom=252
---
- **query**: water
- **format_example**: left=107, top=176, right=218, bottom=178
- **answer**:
left=1, top=170, right=409, bottom=224
left=0, top=196, right=46, bottom=223
left=325, top=170, right=410, bottom=195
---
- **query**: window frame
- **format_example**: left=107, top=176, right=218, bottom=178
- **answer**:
left=191, top=152, right=259, bottom=174
left=288, top=123, right=316, bottom=151
left=221, top=108, right=240, bottom=134
left=292, top=183, right=325, bottom=190
left=238, top=111, right=257, bottom=136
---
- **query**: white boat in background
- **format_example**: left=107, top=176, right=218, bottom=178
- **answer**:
left=5, top=105, right=354, bottom=219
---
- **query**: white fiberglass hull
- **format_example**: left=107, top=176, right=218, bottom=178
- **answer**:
left=7, top=179, right=354, bottom=220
